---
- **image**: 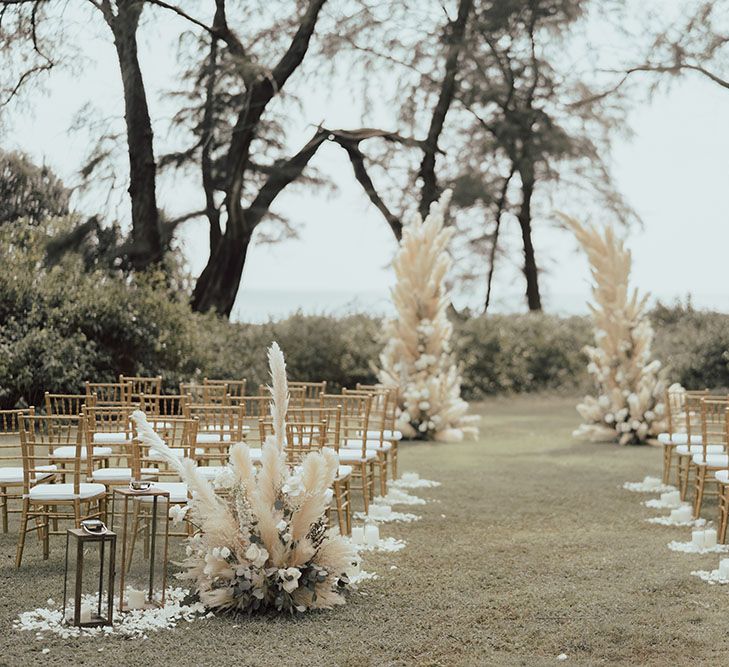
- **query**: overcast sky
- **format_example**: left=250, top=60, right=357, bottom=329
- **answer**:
left=6, top=2, right=729, bottom=321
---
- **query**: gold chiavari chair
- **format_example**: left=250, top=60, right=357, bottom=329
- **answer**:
left=692, top=397, right=729, bottom=519
left=186, top=403, right=245, bottom=467
left=658, top=388, right=710, bottom=485
left=180, top=382, right=229, bottom=406
left=290, top=381, right=327, bottom=406
left=120, top=374, right=163, bottom=402
left=16, top=414, right=106, bottom=567
left=344, top=387, right=394, bottom=489
left=205, top=378, right=247, bottom=399
left=86, top=380, right=133, bottom=407
left=715, top=413, right=729, bottom=542
left=131, top=417, right=197, bottom=537
left=230, top=395, right=272, bottom=451
left=139, top=393, right=188, bottom=420
left=44, top=392, right=96, bottom=417
left=84, top=405, right=157, bottom=491
left=321, top=393, right=378, bottom=513
left=256, top=385, right=307, bottom=409
left=0, top=408, right=36, bottom=533
left=677, top=393, right=722, bottom=500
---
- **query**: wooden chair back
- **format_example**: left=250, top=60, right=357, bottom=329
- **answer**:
left=290, top=381, right=327, bottom=405
left=45, top=392, right=95, bottom=417
left=0, top=408, right=34, bottom=468
left=205, top=378, right=247, bottom=399
left=180, top=382, right=229, bottom=405
left=132, top=416, right=197, bottom=481
left=320, top=393, right=371, bottom=455
left=139, top=393, right=188, bottom=417
left=85, top=381, right=132, bottom=407
left=120, top=374, right=163, bottom=402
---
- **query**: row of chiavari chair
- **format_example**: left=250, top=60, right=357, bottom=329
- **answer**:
left=0, top=377, right=403, bottom=566
left=660, top=388, right=729, bottom=542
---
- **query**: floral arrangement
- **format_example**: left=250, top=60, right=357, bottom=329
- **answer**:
left=378, top=190, right=478, bottom=442
left=132, top=342, right=355, bottom=614
left=562, top=215, right=666, bottom=444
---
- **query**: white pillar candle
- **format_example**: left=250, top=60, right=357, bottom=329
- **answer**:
left=671, top=506, right=693, bottom=523
left=719, top=558, right=729, bottom=579
left=79, top=603, right=93, bottom=623
left=692, top=530, right=705, bottom=548
left=351, top=526, right=365, bottom=545
left=402, top=472, right=419, bottom=483
left=346, top=560, right=361, bottom=578
left=364, top=524, right=380, bottom=545
left=704, top=528, right=718, bottom=549
left=126, top=588, right=146, bottom=610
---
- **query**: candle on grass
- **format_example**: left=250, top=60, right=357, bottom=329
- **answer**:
left=79, top=603, right=93, bottom=623
left=364, top=524, right=380, bottom=545
left=351, top=526, right=365, bottom=545
left=704, top=528, right=718, bottom=549
left=692, top=530, right=706, bottom=548
left=719, top=558, right=729, bottom=579
left=126, top=588, right=146, bottom=610
left=671, top=506, right=693, bottom=523
left=402, top=472, right=419, bottom=483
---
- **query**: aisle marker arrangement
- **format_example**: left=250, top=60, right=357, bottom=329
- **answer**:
left=562, top=215, right=665, bottom=444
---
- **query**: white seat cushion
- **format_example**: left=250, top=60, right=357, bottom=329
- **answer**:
left=91, top=467, right=159, bottom=482
left=0, top=465, right=56, bottom=485
left=715, top=470, right=729, bottom=484
left=693, top=453, right=729, bottom=466
left=92, top=432, right=131, bottom=445
left=366, top=429, right=402, bottom=441
left=676, top=444, right=724, bottom=455
left=249, top=449, right=262, bottom=461
left=337, top=449, right=378, bottom=462
left=52, top=446, right=113, bottom=460
left=196, top=433, right=233, bottom=444
left=160, top=447, right=206, bottom=459
left=337, top=465, right=352, bottom=477
left=658, top=432, right=703, bottom=445
left=137, top=482, right=188, bottom=503
left=28, top=482, right=106, bottom=501
left=343, top=439, right=392, bottom=452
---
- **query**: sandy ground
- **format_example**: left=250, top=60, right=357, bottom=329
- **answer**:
left=1, top=394, right=728, bottom=666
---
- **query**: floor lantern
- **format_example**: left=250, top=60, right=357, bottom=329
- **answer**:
left=111, top=483, right=170, bottom=611
left=63, top=519, right=116, bottom=628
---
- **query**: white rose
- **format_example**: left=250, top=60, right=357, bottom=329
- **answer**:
left=278, top=567, right=302, bottom=593
left=276, top=519, right=288, bottom=532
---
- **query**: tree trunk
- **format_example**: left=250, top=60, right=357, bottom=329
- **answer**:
left=190, top=229, right=252, bottom=317
left=108, top=0, right=163, bottom=270
left=484, top=166, right=516, bottom=314
left=516, top=169, right=541, bottom=311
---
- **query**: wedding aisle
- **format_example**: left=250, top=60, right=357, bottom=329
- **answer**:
left=2, top=394, right=728, bottom=666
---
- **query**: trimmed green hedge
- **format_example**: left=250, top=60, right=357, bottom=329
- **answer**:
left=2, top=219, right=728, bottom=408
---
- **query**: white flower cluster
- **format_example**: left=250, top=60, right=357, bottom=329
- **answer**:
left=378, top=191, right=479, bottom=442
left=564, top=217, right=666, bottom=445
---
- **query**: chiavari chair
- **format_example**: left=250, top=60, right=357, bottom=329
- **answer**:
left=343, top=387, right=394, bottom=489
left=85, top=380, right=133, bottom=407
left=692, top=397, right=729, bottom=518
left=289, top=381, right=327, bottom=406
left=257, top=384, right=307, bottom=409
left=205, top=378, right=247, bottom=399
left=0, top=408, right=37, bottom=533
left=658, top=388, right=710, bottom=485
left=715, top=412, right=729, bottom=542
left=120, top=374, right=162, bottom=402
left=139, top=393, right=188, bottom=421
left=185, top=403, right=245, bottom=467
left=16, top=414, right=106, bottom=566
left=320, top=393, right=378, bottom=512
left=180, top=382, right=228, bottom=406
left=44, top=392, right=96, bottom=418
left=677, top=393, right=723, bottom=500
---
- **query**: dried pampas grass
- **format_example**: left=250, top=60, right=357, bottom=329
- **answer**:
left=132, top=341, right=355, bottom=615
left=378, top=190, right=478, bottom=441
left=561, top=214, right=666, bottom=444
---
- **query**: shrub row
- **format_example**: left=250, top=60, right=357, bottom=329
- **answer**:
left=2, top=220, right=728, bottom=408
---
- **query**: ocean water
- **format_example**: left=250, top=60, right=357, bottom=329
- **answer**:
left=231, top=289, right=729, bottom=324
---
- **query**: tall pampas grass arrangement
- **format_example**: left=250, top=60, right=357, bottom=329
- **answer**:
left=132, top=342, right=354, bottom=614
left=561, top=215, right=666, bottom=445
left=378, top=190, right=478, bottom=442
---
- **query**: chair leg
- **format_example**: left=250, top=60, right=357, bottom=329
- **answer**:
left=378, top=454, right=388, bottom=496
left=694, top=466, right=707, bottom=519
left=42, top=506, right=50, bottom=560
left=720, top=485, right=729, bottom=544
left=344, top=477, right=352, bottom=535
left=15, top=499, right=30, bottom=568
left=680, top=458, right=691, bottom=501
left=333, top=479, right=346, bottom=535
left=391, top=444, right=398, bottom=479
left=662, top=445, right=673, bottom=485
left=1, top=486, right=7, bottom=533
left=360, top=462, right=369, bottom=514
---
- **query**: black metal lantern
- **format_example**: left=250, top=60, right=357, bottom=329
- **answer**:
left=111, top=485, right=170, bottom=611
left=63, top=521, right=116, bottom=628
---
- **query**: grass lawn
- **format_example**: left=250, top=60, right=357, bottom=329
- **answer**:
left=1, top=394, right=728, bottom=666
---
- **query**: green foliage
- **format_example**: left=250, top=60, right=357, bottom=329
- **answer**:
left=454, top=314, right=592, bottom=396
left=0, top=150, right=69, bottom=225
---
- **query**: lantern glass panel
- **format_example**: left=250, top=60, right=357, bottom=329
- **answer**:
left=112, top=488, right=170, bottom=611
left=63, top=527, right=115, bottom=628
